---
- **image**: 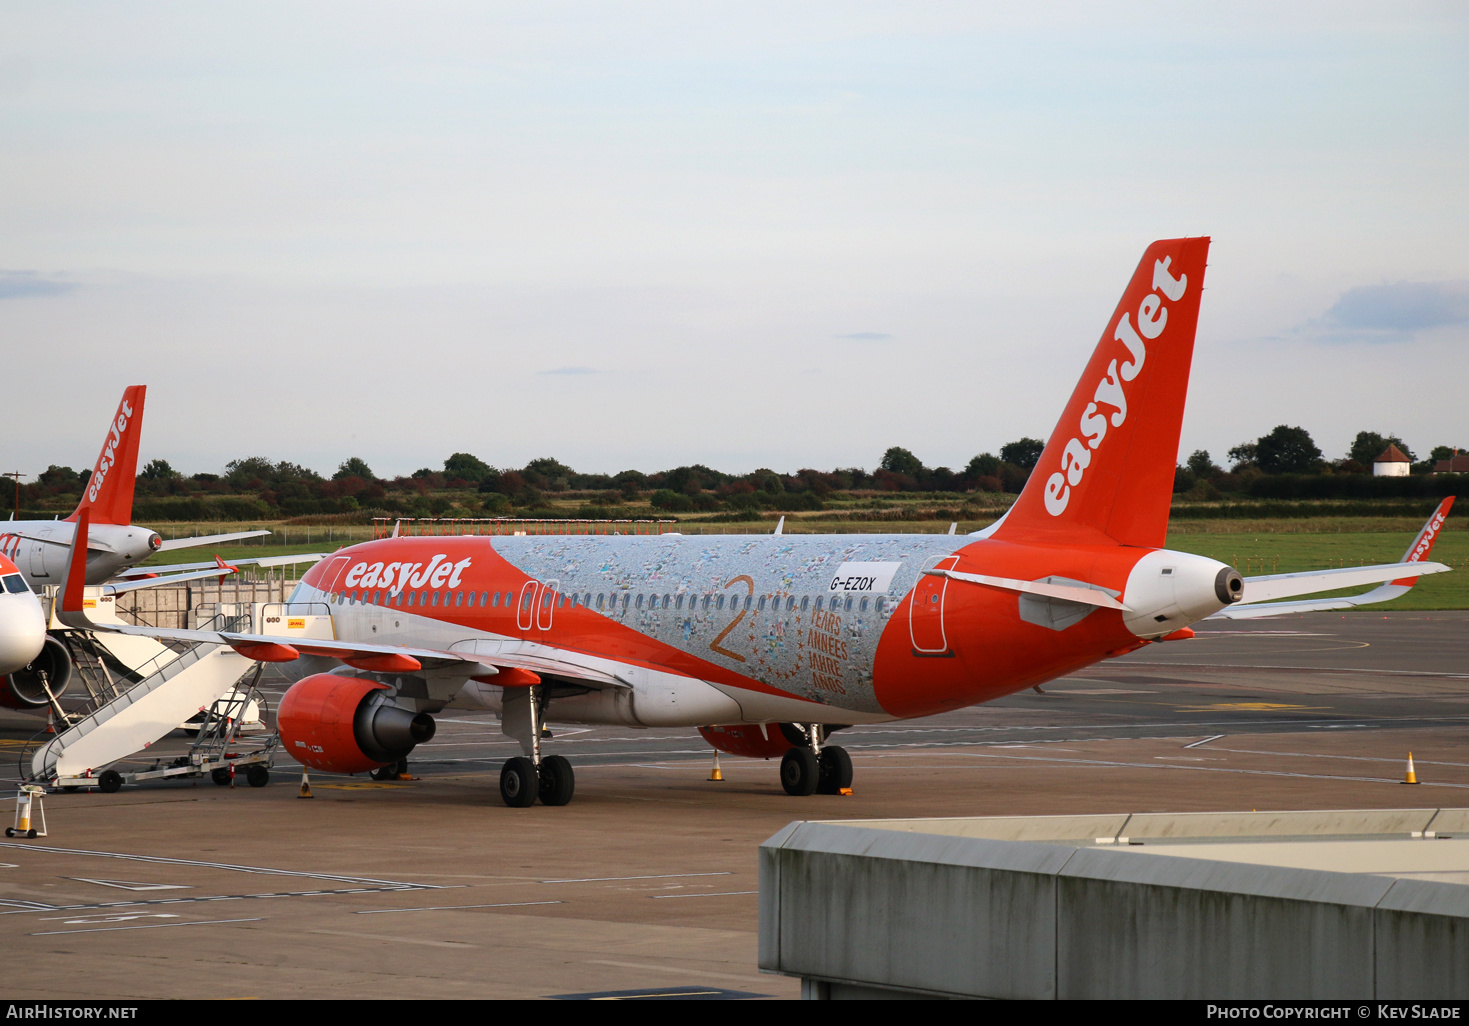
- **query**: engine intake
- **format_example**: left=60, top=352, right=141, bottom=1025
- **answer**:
left=278, top=673, right=436, bottom=774
left=1, top=637, right=72, bottom=709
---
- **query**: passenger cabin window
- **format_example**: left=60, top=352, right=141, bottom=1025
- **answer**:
left=407, top=592, right=417, bottom=607
left=757, top=596, right=766, bottom=611
left=468, top=592, right=477, bottom=607
left=716, top=595, right=725, bottom=610
left=786, top=596, right=795, bottom=611
left=800, top=596, right=809, bottom=611
left=596, top=594, right=605, bottom=610
left=844, top=596, right=853, bottom=611
left=636, top=595, right=644, bottom=609
left=876, top=596, right=887, bottom=613
left=859, top=597, right=869, bottom=612
left=676, top=595, right=684, bottom=609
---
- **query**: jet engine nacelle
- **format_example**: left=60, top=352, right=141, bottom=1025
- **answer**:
left=1, top=636, right=73, bottom=709
left=277, top=673, right=436, bottom=775
left=698, top=723, right=795, bottom=760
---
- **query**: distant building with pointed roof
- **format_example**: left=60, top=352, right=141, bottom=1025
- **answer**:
left=1433, top=450, right=1469, bottom=475
left=1373, top=445, right=1411, bottom=477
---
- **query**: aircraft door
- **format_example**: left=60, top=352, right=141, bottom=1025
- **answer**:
left=516, top=581, right=537, bottom=632
left=29, top=540, right=47, bottom=579
left=536, top=579, right=560, bottom=633
left=909, top=555, right=958, bottom=655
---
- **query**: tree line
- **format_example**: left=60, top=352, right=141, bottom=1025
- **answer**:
left=12, top=426, right=1462, bottom=521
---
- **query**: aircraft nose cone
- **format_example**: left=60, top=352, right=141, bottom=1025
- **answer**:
left=0, top=592, right=47, bottom=675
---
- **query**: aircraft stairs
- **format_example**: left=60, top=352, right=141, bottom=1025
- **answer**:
left=26, top=613, right=258, bottom=788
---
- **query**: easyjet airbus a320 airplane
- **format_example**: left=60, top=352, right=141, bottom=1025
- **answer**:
left=60, top=238, right=1450, bottom=806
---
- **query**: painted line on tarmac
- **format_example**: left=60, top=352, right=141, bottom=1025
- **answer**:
left=941, top=750, right=1469, bottom=788
left=1122, top=661, right=1469, bottom=679
left=1210, top=747, right=1469, bottom=768
left=356, top=901, right=563, bottom=914
left=32, top=917, right=263, bottom=936
left=1184, top=735, right=1226, bottom=748
left=0, top=842, right=439, bottom=888
left=585, top=960, right=773, bottom=986
left=543, top=872, right=731, bottom=884
left=649, top=891, right=758, bottom=899
left=0, top=884, right=433, bottom=916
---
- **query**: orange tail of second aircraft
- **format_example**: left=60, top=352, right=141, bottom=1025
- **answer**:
left=67, top=385, right=146, bottom=527
left=997, top=237, right=1211, bottom=550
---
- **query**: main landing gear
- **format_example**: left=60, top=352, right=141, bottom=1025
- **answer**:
left=498, top=684, right=575, bottom=808
left=779, top=724, right=853, bottom=797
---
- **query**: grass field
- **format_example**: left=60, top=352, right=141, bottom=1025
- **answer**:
left=140, top=515, right=1468, bottom=610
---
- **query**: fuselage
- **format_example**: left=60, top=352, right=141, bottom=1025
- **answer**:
left=292, top=531, right=1233, bottom=726
left=0, top=554, right=46, bottom=675
left=0, top=521, right=162, bottom=589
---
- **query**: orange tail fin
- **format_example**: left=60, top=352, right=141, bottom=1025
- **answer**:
left=67, top=385, right=146, bottom=526
left=995, top=238, right=1210, bottom=549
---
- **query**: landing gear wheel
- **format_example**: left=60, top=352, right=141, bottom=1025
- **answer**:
left=817, top=746, right=853, bottom=794
left=98, top=770, right=124, bottom=794
left=500, top=757, right=539, bottom=808
left=537, top=755, right=575, bottom=806
left=245, top=766, right=270, bottom=788
left=371, top=758, right=409, bottom=781
left=780, top=747, right=819, bottom=796
left=210, top=768, right=231, bottom=786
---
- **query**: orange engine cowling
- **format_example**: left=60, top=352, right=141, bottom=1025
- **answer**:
left=0, top=637, right=72, bottom=710
left=698, top=724, right=794, bottom=760
left=277, top=673, right=437, bottom=774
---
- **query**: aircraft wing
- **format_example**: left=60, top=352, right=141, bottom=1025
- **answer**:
left=1208, top=498, right=1456, bottom=620
left=115, top=552, right=330, bottom=578
left=155, top=530, right=272, bottom=552
left=102, top=566, right=238, bottom=594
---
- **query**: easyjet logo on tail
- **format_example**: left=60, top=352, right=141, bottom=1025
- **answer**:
left=1043, top=258, right=1189, bottom=517
left=87, top=400, right=135, bottom=502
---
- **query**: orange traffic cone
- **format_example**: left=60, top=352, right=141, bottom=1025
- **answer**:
left=1403, top=753, right=1420, bottom=785
left=44, top=708, right=55, bottom=735
left=298, top=771, right=313, bottom=799
left=708, top=751, right=723, bottom=782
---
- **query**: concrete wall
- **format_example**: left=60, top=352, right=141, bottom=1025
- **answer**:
left=760, top=818, right=1469, bottom=999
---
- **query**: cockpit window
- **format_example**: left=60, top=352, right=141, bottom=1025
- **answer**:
left=3, top=574, right=27, bottom=594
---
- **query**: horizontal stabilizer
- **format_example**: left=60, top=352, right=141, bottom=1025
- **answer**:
left=923, top=568, right=1129, bottom=610
left=1241, top=561, right=1449, bottom=605
left=156, top=530, right=271, bottom=552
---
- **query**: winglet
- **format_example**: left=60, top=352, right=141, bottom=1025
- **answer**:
left=57, top=508, right=97, bottom=630
left=214, top=554, right=240, bottom=575
left=1393, top=496, right=1455, bottom=586
left=774, top=516, right=785, bottom=536
left=67, top=385, right=146, bottom=526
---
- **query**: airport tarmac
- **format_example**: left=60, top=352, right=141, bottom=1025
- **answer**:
left=0, top=611, right=1465, bottom=1000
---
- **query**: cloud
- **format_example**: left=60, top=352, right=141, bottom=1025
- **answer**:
left=0, top=272, right=78, bottom=300
left=1324, top=281, right=1469, bottom=333
left=536, top=366, right=598, bottom=376
left=835, top=332, right=892, bottom=341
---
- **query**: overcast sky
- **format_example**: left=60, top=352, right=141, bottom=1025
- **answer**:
left=2, top=2, right=1466, bottom=481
